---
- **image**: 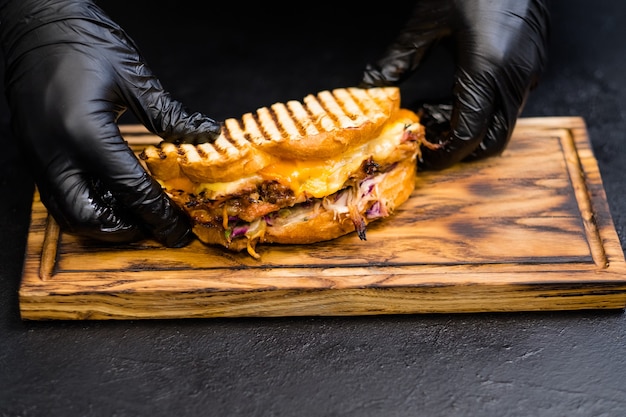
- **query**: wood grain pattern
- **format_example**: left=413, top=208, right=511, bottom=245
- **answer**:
left=18, top=117, right=626, bottom=320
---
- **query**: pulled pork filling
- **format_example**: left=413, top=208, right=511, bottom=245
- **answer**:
left=166, top=158, right=399, bottom=258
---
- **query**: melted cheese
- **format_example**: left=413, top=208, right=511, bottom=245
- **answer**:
left=258, top=111, right=420, bottom=198
left=164, top=110, right=421, bottom=199
left=194, top=175, right=263, bottom=199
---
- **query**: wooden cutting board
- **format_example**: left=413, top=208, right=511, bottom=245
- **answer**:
left=18, top=117, right=626, bottom=320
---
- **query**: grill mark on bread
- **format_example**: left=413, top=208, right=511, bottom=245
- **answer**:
left=287, top=100, right=320, bottom=137
left=256, top=106, right=283, bottom=144
left=346, top=87, right=385, bottom=120
left=195, top=143, right=208, bottom=159
left=222, top=118, right=252, bottom=158
left=156, top=147, right=166, bottom=160
left=225, top=117, right=259, bottom=153
left=221, top=120, right=238, bottom=148
left=317, top=90, right=354, bottom=131
left=335, top=90, right=367, bottom=125
left=303, top=93, right=337, bottom=133
left=176, top=145, right=190, bottom=166
left=241, top=112, right=270, bottom=147
left=270, top=102, right=303, bottom=142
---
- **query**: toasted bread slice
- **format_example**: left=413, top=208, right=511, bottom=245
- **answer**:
left=254, top=86, right=401, bottom=159
left=140, top=87, right=401, bottom=184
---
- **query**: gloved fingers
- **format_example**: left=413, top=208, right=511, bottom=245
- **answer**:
left=1, top=0, right=197, bottom=246
left=360, top=41, right=434, bottom=88
left=445, top=0, right=550, bottom=163
left=32, top=114, right=194, bottom=247
left=462, top=107, right=511, bottom=162
left=44, top=0, right=223, bottom=145
left=360, top=2, right=452, bottom=87
left=37, top=142, right=193, bottom=248
left=461, top=67, right=539, bottom=162
left=2, top=0, right=222, bottom=147
left=107, top=167, right=195, bottom=248
left=76, top=131, right=194, bottom=248
left=38, top=172, right=146, bottom=244
left=418, top=68, right=496, bottom=170
left=123, top=74, right=222, bottom=145
left=111, top=33, right=222, bottom=145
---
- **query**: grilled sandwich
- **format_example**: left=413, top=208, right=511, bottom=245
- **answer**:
left=139, top=86, right=431, bottom=258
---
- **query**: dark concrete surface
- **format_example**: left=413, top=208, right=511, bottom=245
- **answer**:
left=1, top=2, right=626, bottom=416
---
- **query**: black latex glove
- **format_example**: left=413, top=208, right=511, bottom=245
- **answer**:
left=0, top=0, right=222, bottom=247
left=360, top=0, right=550, bottom=170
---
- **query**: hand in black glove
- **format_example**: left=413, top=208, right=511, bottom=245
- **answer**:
left=0, top=0, right=221, bottom=247
left=360, top=0, right=550, bottom=170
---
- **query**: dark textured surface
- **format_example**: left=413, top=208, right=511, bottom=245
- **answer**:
left=1, top=2, right=626, bottom=416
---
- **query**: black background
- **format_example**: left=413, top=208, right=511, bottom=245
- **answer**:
left=2, top=1, right=626, bottom=416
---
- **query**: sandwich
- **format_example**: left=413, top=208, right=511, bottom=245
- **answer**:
left=139, top=86, right=432, bottom=258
